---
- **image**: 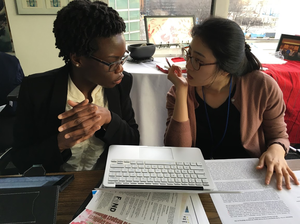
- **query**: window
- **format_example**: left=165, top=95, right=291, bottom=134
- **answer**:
left=109, top=0, right=214, bottom=41
left=228, top=0, right=300, bottom=52
left=230, top=0, right=300, bottom=38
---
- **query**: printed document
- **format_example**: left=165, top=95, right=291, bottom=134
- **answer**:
left=206, top=158, right=300, bottom=224
left=71, top=191, right=209, bottom=224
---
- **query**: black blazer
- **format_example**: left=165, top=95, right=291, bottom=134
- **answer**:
left=11, top=65, right=139, bottom=173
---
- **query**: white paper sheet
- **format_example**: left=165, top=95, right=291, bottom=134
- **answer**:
left=206, top=158, right=300, bottom=224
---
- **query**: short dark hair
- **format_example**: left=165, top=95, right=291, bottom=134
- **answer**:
left=53, top=0, right=126, bottom=63
left=192, top=17, right=261, bottom=77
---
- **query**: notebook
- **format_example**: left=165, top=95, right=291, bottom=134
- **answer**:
left=102, top=145, right=215, bottom=192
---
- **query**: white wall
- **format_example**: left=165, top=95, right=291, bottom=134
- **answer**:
left=213, top=0, right=229, bottom=18
left=5, top=0, right=64, bottom=76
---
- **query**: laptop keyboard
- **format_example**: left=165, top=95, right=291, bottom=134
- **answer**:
left=107, top=160, right=212, bottom=189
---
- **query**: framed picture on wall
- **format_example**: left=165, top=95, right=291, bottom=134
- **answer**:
left=16, top=0, right=70, bottom=15
left=276, top=34, right=300, bottom=61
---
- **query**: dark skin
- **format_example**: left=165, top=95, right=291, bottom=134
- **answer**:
left=56, top=34, right=126, bottom=151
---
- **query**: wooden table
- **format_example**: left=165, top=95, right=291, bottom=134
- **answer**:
left=57, top=159, right=300, bottom=224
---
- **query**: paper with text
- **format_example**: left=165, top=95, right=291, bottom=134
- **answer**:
left=206, top=158, right=300, bottom=224
left=70, top=191, right=209, bottom=224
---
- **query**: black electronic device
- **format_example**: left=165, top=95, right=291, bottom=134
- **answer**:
left=0, top=174, right=74, bottom=192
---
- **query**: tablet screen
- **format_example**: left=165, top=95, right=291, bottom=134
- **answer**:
left=0, top=175, right=74, bottom=191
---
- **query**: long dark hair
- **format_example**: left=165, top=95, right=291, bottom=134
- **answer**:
left=53, top=0, right=126, bottom=63
left=192, top=17, right=261, bottom=77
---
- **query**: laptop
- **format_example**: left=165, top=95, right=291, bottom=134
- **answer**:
left=102, top=145, right=215, bottom=192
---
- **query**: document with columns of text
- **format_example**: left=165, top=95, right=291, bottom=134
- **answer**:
left=206, top=158, right=300, bottom=224
left=71, top=191, right=209, bottom=224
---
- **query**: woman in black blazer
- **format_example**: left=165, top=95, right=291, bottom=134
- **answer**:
left=11, top=0, right=139, bottom=173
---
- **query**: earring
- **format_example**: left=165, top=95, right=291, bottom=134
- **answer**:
left=75, top=63, right=80, bottom=67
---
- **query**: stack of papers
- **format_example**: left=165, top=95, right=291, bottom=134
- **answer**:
left=71, top=191, right=209, bottom=224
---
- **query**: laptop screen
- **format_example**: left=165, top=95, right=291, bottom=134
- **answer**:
left=144, top=16, right=195, bottom=45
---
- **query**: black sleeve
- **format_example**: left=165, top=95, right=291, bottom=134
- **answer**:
left=95, top=72, right=140, bottom=145
left=11, top=77, right=67, bottom=173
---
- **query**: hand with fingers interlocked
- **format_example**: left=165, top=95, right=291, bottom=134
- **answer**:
left=57, top=99, right=111, bottom=151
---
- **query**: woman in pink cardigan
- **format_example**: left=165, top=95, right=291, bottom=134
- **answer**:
left=164, top=17, right=299, bottom=190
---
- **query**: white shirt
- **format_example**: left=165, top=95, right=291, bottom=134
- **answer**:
left=62, top=75, right=108, bottom=171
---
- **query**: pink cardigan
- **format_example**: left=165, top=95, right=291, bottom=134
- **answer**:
left=164, top=70, right=289, bottom=157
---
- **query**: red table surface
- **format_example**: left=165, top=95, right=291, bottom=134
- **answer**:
left=262, top=60, right=300, bottom=144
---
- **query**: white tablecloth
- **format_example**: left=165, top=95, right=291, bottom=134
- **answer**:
left=124, top=58, right=173, bottom=146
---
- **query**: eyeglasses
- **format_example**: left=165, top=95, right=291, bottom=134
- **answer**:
left=183, top=48, right=217, bottom=71
left=90, top=50, right=130, bottom=72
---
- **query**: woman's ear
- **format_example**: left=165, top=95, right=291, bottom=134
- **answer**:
left=221, top=70, right=230, bottom=77
left=70, top=53, right=82, bottom=68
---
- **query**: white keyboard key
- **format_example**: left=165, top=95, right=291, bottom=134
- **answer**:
left=111, top=164, right=124, bottom=168
left=145, top=161, right=176, bottom=165
left=190, top=166, right=203, bottom=170
left=110, top=168, right=122, bottom=172
left=133, top=177, right=140, bottom=182
left=157, top=173, right=164, bottom=178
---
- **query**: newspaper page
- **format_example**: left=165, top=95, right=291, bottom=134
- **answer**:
left=72, top=191, right=181, bottom=224
left=206, top=158, right=300, bottom=224
left=71, top=192, right=209, bottom=224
